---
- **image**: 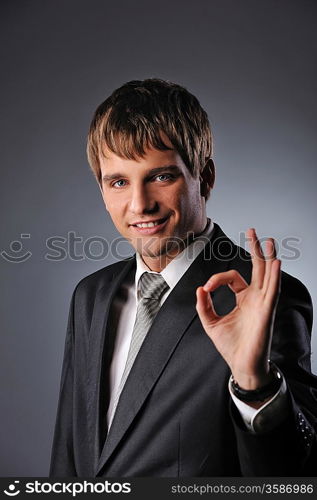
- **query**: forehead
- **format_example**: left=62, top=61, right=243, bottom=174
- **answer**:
left=99, top=145, right=187, bottom=173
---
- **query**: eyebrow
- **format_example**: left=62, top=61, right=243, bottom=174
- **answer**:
left=102, top=165, right=181, bottom=183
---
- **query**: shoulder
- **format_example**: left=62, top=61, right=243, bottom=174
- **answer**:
left=279, top=271, right=312, bottom=305
left=72, top=257, right=135, bottom=300
left=231, top=244, right=312, bottom=312
left=277, top=271, right=313, bottom=334
left=231, top=247, right=311, bottom=308
left=212, top=223, right=312, bottom=317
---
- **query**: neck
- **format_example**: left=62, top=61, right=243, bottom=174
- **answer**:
left=142, top=252, right=178, bottom=273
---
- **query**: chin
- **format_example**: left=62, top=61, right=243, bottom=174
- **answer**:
left=140, top=247, right=167, bottom=259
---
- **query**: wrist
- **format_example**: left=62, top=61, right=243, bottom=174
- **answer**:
left=230, top=362, right=283, bottom=403
left=231, top=362, right=273, bottom=391
left=232, top=372, right=274, bottom=391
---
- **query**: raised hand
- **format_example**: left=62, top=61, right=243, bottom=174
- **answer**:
left=196, top=228, right=281, bottom=393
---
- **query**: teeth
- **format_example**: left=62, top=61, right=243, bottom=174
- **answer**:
left=136, top=221, right=160, bottom=228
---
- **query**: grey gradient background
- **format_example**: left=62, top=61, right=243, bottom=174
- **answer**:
left=1, top=0, right=316, bottom=476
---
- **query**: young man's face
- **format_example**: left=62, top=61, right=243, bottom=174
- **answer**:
left=99, top=140, right=212, bottom=271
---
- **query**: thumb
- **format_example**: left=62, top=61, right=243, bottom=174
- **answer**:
left=196, top=286, right=219, bottom=329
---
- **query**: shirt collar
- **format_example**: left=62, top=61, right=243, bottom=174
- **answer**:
left=135, top=218, right=214, bottom=292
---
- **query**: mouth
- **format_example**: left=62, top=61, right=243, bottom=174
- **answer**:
left=129, top=216, right=170, bottom=234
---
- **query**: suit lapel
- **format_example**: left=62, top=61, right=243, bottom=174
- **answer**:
left=96, top=224, right=235, bottom=475
left=86, top=257, right=136, bottom=472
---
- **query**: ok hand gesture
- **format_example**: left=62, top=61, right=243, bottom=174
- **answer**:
left=196, top=228, right=281, bottom=394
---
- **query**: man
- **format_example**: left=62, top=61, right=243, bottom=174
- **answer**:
left=50, top=79, right=317, bottom=477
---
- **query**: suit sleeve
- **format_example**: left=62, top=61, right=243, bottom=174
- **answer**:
left=231, top=275, right=317, bottom=476
left=49, top=290, right=77, bottom=477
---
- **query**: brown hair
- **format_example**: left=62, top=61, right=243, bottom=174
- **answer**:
left=87, top=78, right=212, bottom=185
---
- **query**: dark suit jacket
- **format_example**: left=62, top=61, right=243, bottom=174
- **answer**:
left=50, top=224, right=317, bottom=477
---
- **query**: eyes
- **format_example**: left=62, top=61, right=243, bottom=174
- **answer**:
left=111, top=173, right=175, bottom=189
left=113, top=179, right=127, bottom=188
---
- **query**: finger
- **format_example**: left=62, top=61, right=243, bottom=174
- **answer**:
left=262, top=238, right=277, bottom=293
left=247, top=228, right=265, bottom=288
left=264, top=259, right=281, bottom=307
left=196, top=286, right=219, bottom=327
left=203, top=270, right=248, bottom=294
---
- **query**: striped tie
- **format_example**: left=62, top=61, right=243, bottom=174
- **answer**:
left=108, top=272, right=169, bottom=428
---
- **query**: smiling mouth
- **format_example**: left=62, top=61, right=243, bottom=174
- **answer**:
left=131, top=216, right=169, bottom=228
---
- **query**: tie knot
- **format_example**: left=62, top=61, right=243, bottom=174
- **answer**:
left=138, top=272, right=169, bottom=301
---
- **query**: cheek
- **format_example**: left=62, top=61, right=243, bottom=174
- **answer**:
left=173, top=183, right=200, bottom=210
left=168, top=182, right=190, bottom=204
left=102, top=194, right=123, bottom=216
left=102, top=205, right=121, bottom=228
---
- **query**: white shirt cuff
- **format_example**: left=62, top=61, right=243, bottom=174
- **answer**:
left=228, top=372, right=289, bottom=434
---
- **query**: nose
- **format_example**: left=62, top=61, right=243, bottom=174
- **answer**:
left=129, top=183, right=158, bottom=215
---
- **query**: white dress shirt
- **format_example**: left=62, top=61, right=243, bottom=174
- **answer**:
left=106, top=219, right=288, bottom=432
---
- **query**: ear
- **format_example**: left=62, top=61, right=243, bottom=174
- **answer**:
left=200, top=158, right=215, bottom=198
